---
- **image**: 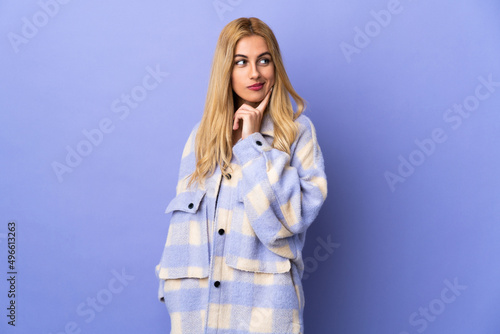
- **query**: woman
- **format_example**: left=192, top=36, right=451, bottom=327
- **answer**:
left=156, top=17, right=327, bottom=334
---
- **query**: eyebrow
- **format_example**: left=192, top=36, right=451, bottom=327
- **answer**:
left=234, top=52, right=271, bottom=58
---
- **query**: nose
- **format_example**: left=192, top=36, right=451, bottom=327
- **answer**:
left=249, top=62, right=260, bottom=79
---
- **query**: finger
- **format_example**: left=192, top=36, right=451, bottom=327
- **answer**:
left=235, top=104, right=253, bottom=112
left=233, top=113, right=249, bottom=130
left=233, top=115, right=240, bottom=130
left=233, top=108, right=245, bottom=130
left=256, top=86, right=273, bottom=112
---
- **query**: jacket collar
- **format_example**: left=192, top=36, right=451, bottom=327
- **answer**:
left=202, top=112, right=274, bottom=193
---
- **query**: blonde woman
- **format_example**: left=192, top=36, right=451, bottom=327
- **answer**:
left=156, top=17, right=327, bottom=334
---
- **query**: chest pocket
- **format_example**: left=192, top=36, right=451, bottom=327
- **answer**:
left=157, top=188, right=210, bottom=280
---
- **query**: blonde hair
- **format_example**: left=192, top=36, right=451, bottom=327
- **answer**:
left=187, top=17, right=305, bottom=187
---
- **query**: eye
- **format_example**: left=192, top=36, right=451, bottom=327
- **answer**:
left=259, top=58, right=271, bottom=65
left=235, top=59, right=246, bottom=66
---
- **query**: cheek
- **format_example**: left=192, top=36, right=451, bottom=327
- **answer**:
left=231, top=71, right=243, bottom=89
left=268, top=75, right=275, bottom=88
left=231, top=72, right=236, bottom=86
left=266, top=68, right=275, bottom=84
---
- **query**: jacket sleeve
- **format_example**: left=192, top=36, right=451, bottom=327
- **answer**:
left=155, top=122, right=201, bottom=302
left=232, top=114, right=327, bottom=260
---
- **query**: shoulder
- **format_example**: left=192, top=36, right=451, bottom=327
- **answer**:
left=290, top=112, right=324, bottom=165
left=178, top=121, right=201, bottom=166
left=181, top=121, right=201, bottom=150
left=293, top=112, right=319, bottom=140
left=189, top=121, right=202, bottom=138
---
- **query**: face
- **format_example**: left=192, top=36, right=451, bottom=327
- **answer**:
left=231, top=35, right=275, bottom=109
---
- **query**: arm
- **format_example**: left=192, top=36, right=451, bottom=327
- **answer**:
left=232, top=115, right=327, bottom=259
left=155, top=122, right=201, bottom=302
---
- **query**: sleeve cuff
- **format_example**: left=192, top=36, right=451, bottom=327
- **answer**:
left=232, top=132, right=271, bottom=166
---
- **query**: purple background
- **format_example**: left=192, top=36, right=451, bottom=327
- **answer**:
left=1, top=0, right=500, bottom=333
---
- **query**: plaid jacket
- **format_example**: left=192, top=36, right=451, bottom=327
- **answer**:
left=156, top=111, right=327, bottom=333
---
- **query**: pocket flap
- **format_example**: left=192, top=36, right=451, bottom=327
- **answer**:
left=156, top=264, right=209, bottom=280
left=158, top=188, right=210, bottom=280
left=225, top=253, right=291, bottom=274
left=165, top=189, right=207, bottom=214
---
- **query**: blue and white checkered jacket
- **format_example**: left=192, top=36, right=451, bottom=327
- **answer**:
left=156, top=111, right=327, bottom=333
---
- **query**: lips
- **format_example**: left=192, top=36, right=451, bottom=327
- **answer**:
left=248, top=83, right=264, bottom=91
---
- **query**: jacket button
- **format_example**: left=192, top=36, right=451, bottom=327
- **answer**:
left=226, top=173, right=231, bottom=180
left=256, top=140, right=262, bottom=146
left=214, top=281, right=220, bottom=288
left=188, top=203, right=194, bottom=209
left=218, top=229, right=225, bottom=235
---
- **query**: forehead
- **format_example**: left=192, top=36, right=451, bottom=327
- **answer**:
left=234, top=35, right=269, bottom=56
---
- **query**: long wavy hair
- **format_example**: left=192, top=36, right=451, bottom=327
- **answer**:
left=187, top=17, right=305, bottom=187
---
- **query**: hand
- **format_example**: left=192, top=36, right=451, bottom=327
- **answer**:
left=233, top=87, right=273, bottom=140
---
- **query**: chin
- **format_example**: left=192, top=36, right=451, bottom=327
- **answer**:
left=248, top=91, right=266, bottom=100
left=233, top=90, right=265, bottom=106
left=246, top=97, right=261, bottom=103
